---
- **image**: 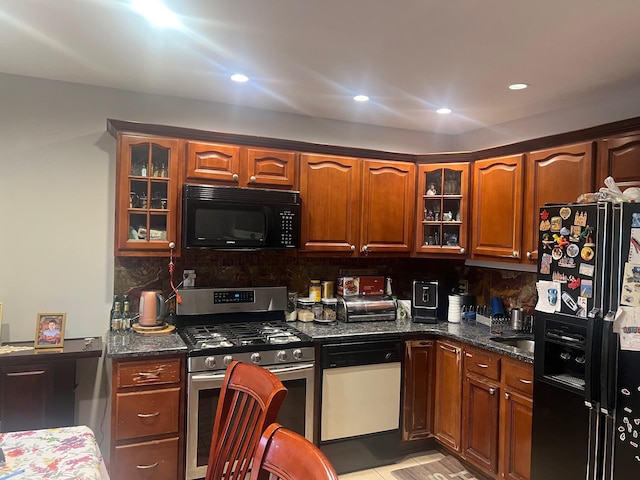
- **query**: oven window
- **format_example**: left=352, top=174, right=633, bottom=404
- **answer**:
left=195, top=378, right=307, bottom=469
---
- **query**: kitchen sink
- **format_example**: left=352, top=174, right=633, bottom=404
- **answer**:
left=490, top=337, right=535, bottom=353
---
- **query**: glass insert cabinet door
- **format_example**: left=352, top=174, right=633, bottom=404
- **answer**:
left=116, top=135, right=180, bottom=255
left=415, top=163, right=469, bottom=255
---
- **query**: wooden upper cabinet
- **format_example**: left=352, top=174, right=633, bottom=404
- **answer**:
left=471, top=155, right=524, bottom=261
left=522, top=142, right=594, bottom=264
left=597, top=132, right=640, bottom=189
left=185, top=141, right=241, bottom=184
left=245, top=148, right=297, bottom=189
left=360, top=160, right=415, bottom=255
left=415, top=163, right=469, bottom=256
left=299, top=154, right=362, bottom=253
left=185, top=142, right=297, bottom=189
left=115, top=134, right=181, bottom=256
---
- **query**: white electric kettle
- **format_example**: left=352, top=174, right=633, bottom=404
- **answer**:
left=139, top=290, right=166, bottom=326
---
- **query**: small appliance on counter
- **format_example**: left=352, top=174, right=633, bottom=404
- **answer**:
left=336, top=296, right=396, bottom=322
left=411, top=279, right=447, bottom=323
left=138, top=290, right=166, bottom=326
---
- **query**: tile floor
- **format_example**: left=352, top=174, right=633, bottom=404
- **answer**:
left=338, top=449, right=445, bottom=480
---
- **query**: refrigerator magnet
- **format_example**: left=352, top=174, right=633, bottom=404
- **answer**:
left=559, top=207, right=571, bottom=219
left=550, top=216, right=562, bottom=232
left=575, top=211, right=587, bottom=226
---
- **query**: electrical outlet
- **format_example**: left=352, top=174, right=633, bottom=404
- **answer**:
left=458, top=280, right=469, bottom=294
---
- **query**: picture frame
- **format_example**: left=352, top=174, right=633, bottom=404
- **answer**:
left=35, top=312, right=66, bottom=348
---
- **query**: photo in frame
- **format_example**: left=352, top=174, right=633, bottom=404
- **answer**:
left=35, top=312, right=66, bottom=348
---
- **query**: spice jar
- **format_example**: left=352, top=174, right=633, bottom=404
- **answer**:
left=322, top=298, right=338, bottom=323
left=309, top=280, right=321, bottom=302
left=296, top=297, right=315, bottom=322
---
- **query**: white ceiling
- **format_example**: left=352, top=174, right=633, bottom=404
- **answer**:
left=2, top=0, right=640, bottom=135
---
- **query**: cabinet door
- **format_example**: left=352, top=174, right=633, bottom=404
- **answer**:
left=116, top=135, right=181, bottom=256
left=0, top=364, right=53, bottom=432
left=597, top=133, right=640, bottom=189
left=462, top=373, right=500, bottom=474
left=501, top=390, right=533, bottom=480
left=185, top=141, right=241, bottom=184
left=415, top=163, right=469, bottom=256
left=471, top=155, right=524, bottom=261
left=402, top=340, right=435, bottom=441
left=299, top=154, right=361, bottom=253
left=360, top=160, right=415, bottom=255
left=434, top=340, right=462, bottom=451
left=244, top=148, right=297, bottom=189
left=523, top=142, right=594, bottom=264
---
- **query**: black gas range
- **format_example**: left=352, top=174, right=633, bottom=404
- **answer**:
left=176, top=286, right=314, bottom=373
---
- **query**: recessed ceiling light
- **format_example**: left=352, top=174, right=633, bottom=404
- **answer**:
left=230, top=73, right=249, bottom=83
left=436, top=107, right=452, bottom=115
left=131, top=0, right=182, bottom=29
left=353, top=95, right=370, bottom=102
left=508, top=83, right=529, bottom=90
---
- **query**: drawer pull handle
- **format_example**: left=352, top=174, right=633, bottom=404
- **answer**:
left=517, top=377, right=532, bottom=384
left=136, top=462, right=159, bottom=470
left=476, top=363, right=488, bottom=368
left=137, top=412, right=161, bottom=418
left=7, top=370, right=46, bottom=376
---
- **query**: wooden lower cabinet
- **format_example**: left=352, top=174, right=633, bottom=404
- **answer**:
left=109, top=355, right=185, bottom=480
left=434, top=340, right=463, bottom=451
left=402, top=339, right=436, bottom=440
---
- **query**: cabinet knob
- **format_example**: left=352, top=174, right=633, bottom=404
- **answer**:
left=459, top=248, right=465, bottom=254
left=249, top=175, right=256, bottom=182
left=526, top=251, right=532, bottom=259
left=489, top=387, right=496, bottom=395
left=505, top=392, right=510, bottom=399
left=350, top=244, right=356, bottom=251
left=513, top=251, right=519, bottom=258
left=232, top=173, right=239, bottom=181
left=361, top=245, right=369, bottom=254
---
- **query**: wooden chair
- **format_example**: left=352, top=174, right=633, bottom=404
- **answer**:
left=249, top=423, right=339, bottom=480
left=205, top=361, right=288, bottom=480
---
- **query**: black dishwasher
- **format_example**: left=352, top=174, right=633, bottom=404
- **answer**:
left=319, top=337, right=402, bottom=474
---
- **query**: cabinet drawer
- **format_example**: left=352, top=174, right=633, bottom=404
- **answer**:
left=464, top=347, right=500, bottom=381
left=502, top=359, right=533, bottom=396
left=115, top=387, right=180, bottom=440
left=116, top=358, right=181, bottom=388
left=112, top=436, right=179, bottom=480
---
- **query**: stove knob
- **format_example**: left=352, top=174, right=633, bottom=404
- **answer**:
left=251, top=352, right=262, bottom=364
left=292, top=349, right=303, bottom=360
left=276, top=350, right=288, bottom=362
left=204, top=356, right=216, bottom=369
left=222, top=355, right=234, bottom=367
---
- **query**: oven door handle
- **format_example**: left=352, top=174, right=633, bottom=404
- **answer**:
left=266, top=363, right=315, bottom=375
left=191, top=372, right=228, bottom=382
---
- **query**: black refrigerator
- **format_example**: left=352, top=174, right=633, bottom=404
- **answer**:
left=531, top=202, right=640, bottom=480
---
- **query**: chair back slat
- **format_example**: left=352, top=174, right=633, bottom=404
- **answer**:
left=205, top=361, right=287, bottom=480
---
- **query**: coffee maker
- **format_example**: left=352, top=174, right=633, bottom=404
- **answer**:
left=411, top=280, right=446, bottom=323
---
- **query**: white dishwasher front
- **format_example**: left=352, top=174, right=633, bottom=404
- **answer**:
left=321, top=361, right=401, bottom=441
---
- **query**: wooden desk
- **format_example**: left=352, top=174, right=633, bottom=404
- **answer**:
left=0, top=425, right=109, bottom=479
left=0, top=337, right=102, bottom=433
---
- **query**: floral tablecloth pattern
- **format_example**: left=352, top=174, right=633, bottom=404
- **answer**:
left=0, top=425, right=109, bottom=479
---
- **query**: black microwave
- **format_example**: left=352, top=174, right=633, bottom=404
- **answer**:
left=182, top=184, right=301, bottom=250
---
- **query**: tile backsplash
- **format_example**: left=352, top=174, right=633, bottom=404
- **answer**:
left=115, top=251, right=536, bottom=315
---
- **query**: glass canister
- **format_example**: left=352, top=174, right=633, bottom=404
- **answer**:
left=296, top=297, right=315, bottom=322
left=312, top=302, right=323, bottom=322
left=321, top=298, right=338, bottom=323
left=309, top=280, right=321, bottom=302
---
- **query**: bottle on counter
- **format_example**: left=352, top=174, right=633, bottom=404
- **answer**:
left=111, top=299, right=123, bottom=332
left=122, top=298, right=132, bottom=331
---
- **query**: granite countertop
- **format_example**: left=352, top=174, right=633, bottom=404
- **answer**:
left=294, top=318, right=534, bottom=363
left=105, top=330, right=187, bottom=358
left=105, top=319, right=533, bottom=363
